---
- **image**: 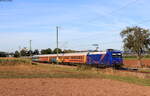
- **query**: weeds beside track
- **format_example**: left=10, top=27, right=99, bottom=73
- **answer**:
left=0, top=58, right=32, bottom=66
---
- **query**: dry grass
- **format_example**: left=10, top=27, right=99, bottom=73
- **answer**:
left=0, top=58, right=32, bottom=66
left=0, top=63, right=149, bottom=86
left=0, top=58, right=150, bottom=86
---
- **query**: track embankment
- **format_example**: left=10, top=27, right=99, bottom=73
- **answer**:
left=124, top=59, right=150, bottom=67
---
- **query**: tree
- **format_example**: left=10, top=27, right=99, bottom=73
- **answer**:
left=33, top=49, right=39, bottom=55
left=14, top=51, right=20, bottom=57
left=63, top=49, right=76, bottom=53
left=20, top=48, right=28, bottom=56
left=0, top=52, right=7, bottom=57
left=27, top=50, right=33, bottom=56
left=120, top=26, right=150, bottom=67
left=41, top=49, right=46, bottom=54
left=53, top=48, right=62, bottom=54
left=41, top=48, right=52, bottom=54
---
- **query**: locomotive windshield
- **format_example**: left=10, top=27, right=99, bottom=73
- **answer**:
left=112, top=53, right=122, bottom=58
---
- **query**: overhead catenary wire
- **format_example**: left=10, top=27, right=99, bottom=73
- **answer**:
left=64, top=0, right=141, bottom=41
left=86, top=0, right=140, bottom=23
left=62, top=0, right=143, bottom=50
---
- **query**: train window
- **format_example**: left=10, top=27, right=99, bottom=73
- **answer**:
left=112, top=53, right=122, bottom=58
left=77, top=56, right=81, bottom=59
left=62, top=56, right=83, bottom=59
left=70, top=56, right=82, bottom=59
left=74, top=56, right=77, bottom=59
left=71, top=56, right=75, bottom=59
left=64, top=56, right=69, bottom=59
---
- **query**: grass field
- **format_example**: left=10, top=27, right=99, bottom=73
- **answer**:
left=0, top=58, right=150, bottom=86
left=0, top=58, right=31, bottom=66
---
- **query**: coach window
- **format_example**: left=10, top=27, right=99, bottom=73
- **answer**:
left=75, top=56, right=79, bottom=59
left=66, top=57, right=69, bottom=59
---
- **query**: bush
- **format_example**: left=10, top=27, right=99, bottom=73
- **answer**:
left=77, top=64, right=93, bottom=71
left=0, top=58, right=32, bottom=66
left=123, top=56, right=137, bottom=58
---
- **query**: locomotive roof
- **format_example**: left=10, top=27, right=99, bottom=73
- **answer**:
left=33, top=52, right=107, bottom=57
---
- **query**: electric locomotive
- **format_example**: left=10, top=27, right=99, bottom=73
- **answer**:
left=87, top=49, right=123, bottom=67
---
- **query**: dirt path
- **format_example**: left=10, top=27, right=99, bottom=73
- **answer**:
left=124, top=59, right=150, bottom=67
left=0, top=78, right=150, bottom=96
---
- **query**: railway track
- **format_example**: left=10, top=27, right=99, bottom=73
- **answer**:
left=33, top=61, right=150, bottom=75
left=118, top=68, right=150, bottom=74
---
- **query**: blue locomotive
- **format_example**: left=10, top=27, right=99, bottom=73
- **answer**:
left=87, top=49, right=123, bottom=67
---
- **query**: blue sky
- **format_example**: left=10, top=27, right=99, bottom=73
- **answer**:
left=0, top=0, right=150, bottom=52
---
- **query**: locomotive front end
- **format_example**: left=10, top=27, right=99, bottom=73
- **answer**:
left=111, top=51, right=123, bottom=68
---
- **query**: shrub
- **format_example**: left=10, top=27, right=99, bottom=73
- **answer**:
left=0, top=58, right=32, bottom=66
left=77, top=64, right=93, bottom=71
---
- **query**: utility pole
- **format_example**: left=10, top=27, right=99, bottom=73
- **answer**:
left=29, top=40, right=32, bottom=56
left=19, top=46, right=21, bottom=56
left=56, top=26, right=59, bottom=64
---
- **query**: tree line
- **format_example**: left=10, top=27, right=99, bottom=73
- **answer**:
left=13, top=48, right=77, bottom=57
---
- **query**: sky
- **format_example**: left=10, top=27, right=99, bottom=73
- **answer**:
left=0, top=0, right=150, bottom=52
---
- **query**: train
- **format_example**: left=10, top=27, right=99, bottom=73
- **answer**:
left=32, top=49, right=123, bottom=68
